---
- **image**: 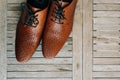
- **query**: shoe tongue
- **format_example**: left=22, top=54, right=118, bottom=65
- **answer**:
left=26, top=3, right=41, bottom=14
left=27, top=3, right=42, bottom=14
left=57, top=0, right=72, bottom=8
left=27, top=0, right=49, bottom=10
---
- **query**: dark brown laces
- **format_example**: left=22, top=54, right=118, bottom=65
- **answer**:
left=21, top=3, right=41, bottom=28
left=51, top=0, right=72, bottom=24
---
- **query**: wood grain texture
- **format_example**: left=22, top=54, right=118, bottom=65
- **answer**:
left=73, top=0, right=83, bottom=80
left=93, top=51, right=120, bottom=57
left=0, top=0, right=7, bottom=80
left=93, top=72, right=120, bottom=78
left=93, top=79, right=120, bottom=80
left=83, top=0, right=93, bottom=80
left=93, top=0, right=120, bottom=79
left=94, top=0, right=120, bottom=3
left=94, top=11, right=120, bottom=18
left=94, top=4, right=120, bottom=10
left=7, top=79, right=72, bottom=80
left=7, top=72, right=72, bottom=78
left=93, top=65, right=120, bottom=71
left=93, top=58, right=120, bottom=65
left=93, top=24, right=120, bottom=31
left=7, top=65, right=72, bottom=72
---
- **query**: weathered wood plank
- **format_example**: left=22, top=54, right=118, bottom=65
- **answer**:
left=73, top=0, right=83, bottom=80
left=93, top=72, right=120, bottom=78
left=93, top=44, right=120, bottom=50
left=7, top=72, right=72, bottom=78
left=7, top=0, right=25, bottom=3
left=7, top=58, right=72, bottom=65
left=94, top=18, right=120, bottom=24
left=94, top=0, right=120, bottom=3
left=7, top=78, right=72, bottom=80
left=7, top=18, right=19, bottom=24
left=93, top=65, right=120, bottom=71
left=93, top=24, right=120, bottom=31
left=93, top=79, right=120, bottom=80
left=83, top=0, right=93, bottom=80
left=93, top=58, right=120, bottom=65
left=94, top=11, right=120, bottom=17
left=7, top=3, right=21, bottom=11
left=93, top=37, right=120, bottom=45
left=93, top=31, right=120, bottom=38
left=0, top=0, right=7, bottom=80
left=7, top=24, right=17, bottom=31
left=93, top=51, right=120, bottom=57
left=7, top=11, right=20, bottom=18
left=94, top=4, right=120, bottom=10
left=7, top=65, right=72, bottom=72
left=93, top=0, right=120, bottom=80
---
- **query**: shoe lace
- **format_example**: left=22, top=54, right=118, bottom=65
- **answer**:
left=52, top=0, right=66, bottom=24
left=21, top=3, right=41, bottom=27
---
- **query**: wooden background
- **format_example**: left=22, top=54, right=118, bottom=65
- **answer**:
left=1, top=0, right=120, bottom=80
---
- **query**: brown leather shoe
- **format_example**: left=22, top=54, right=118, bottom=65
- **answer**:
left=42, top=0, right=77, bottom=58
left=15, top=1, right=49, bottom=63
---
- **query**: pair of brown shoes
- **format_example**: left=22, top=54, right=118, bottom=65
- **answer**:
left=15, top=0, right=77, bottom=63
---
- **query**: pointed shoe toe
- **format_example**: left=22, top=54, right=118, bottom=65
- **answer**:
left=42, top=0, right=77, bottom=58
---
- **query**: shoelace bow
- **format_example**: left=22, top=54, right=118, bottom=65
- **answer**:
left=21, top=3, right=41, bottom=27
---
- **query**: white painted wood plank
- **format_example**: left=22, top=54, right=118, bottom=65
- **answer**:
left=93, top=24, right=120, bottom=31
left=93, top=65, right=120, bottom=71
left=94, top=4, right=120, bottom=10
left=73, top=0, right=83, bottom=80
left=93, top=31, right=120, bottom=38
left=7, top=3, right=21, bottom=11
left=93, top=37, right=120, bottom=45
left=7, top=24, right=17, bottom=31
left=94, top=18, right=120, bottom=24
left=7, top=18, right=19, bottom=24
left=7, top=11, right=20, bottom=18
left=93, top=78, right=120, bottom=80
left=0, top=0, right=7, bottom=80
left=7, top=0, right=25, bottom=3
left=93, top=58, right=120, bottom=65
left=93, top=0, right=120, bottom=80
left=7, top=78, right=72, bottom=80
left=94, top=0, right=120, bottom=3
left=94, top=11, right=120, bottom=17
left=7, top=72, right=72, bottom=78
left=93, top=72, right=120, bottom=77
left=93, top=44, right=120, bottom=50
left=7, top=58, right=72, bottom=65
left=93, top=51, right=120, bottom=57
left=7, top=65, right=72, bottom=72
left=93, top=79, right=120, bottom=80
left=83, top=0, right=93, bottom=80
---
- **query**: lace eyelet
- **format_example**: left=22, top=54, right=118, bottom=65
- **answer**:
left=21, top=3, right=40, bottom=28
left=51, top=0, right=72, bottom=24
